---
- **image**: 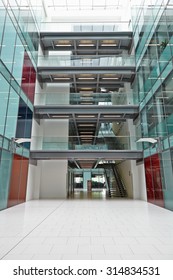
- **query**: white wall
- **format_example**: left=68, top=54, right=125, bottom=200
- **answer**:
left=117, top=160, right=147, bottom=200
left=132, top=162, right=147, bottom=201
left=26, top=161, right=41, bottom=200
left=118, top=160, right=133, bottom=198
left=40, top=160, right=67, bottom=199
left=26, top=45, right=70, bottom=200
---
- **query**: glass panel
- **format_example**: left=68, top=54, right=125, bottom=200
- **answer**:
left=0, top=149, right=12, bottom=210
left=0, top=0, right=6, bottom=47
left=4, top=88, right=19, bottom=138
left=0, top=73, right=10, bottom=136
left=0, top=14, right=16, bottom=72
left=12, top=35, right=25, bottom=85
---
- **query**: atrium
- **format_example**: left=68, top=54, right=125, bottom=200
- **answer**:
left=0, top=0, right=173, bottom=260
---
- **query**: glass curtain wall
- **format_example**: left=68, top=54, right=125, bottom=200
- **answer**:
left=132, top=0, right=173, bottom=210
left=0, top=0, right=39, bottom=210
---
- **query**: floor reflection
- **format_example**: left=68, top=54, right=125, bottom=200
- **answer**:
left=69, top=188, right=107, bottom=199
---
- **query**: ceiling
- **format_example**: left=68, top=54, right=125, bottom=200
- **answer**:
left=40, top=32, right=133, bottom=54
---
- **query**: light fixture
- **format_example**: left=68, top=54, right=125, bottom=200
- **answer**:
left=53, top=77, right=71, bottom=80
left=77, top=115, right=96, bottom=118
left=78, top=77, right=95, bottom=80
left=80, top=88, right=93, bottom=90
left=101, top=44, right=117, bottom=46
left=103, top=115, right=121, bottom=117
left=78, top=124, right=95, bottom=127
left=102, top=77, right=119, bottom=80
left=55, top=44, right=72, bottom=47
left=14, top=138, right=31, bottom=144
left=79, top=44, right=95, bottom=46
left=136, top=138, right=157, bottom=144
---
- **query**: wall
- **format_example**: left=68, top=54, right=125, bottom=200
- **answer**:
left=132, top=162, right=147, bottom=201
left=117, top=160, right=133, bottom=198
left=40, top=160, right=67, bottom=199
left=26, top=162, right=41, bottom=201
left=118, top=160, right=147, bottom=200
left=8, top=155, right=29, bottom=207
left=27, top=58, right=70, bottom=199
left=144, top=154, right=164, bottom=208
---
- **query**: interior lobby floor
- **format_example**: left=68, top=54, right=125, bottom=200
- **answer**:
left=0, top=199, right=173, bottom=260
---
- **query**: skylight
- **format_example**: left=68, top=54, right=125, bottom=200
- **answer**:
left=43, top=0, right=130, bottom=12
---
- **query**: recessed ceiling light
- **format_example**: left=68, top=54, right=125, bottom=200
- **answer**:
left=55, top=44, right=72, bottom=46
left=53, top=77, right=71, bottom=80
left=79, top=44, right=95, bottom=46
left=80, top=88, right=93, bottom=90
left=78, top=124, right=95, bottom=127
left=51, top=115, right=70, bottom=118
left=103, top=115, right=121, bottom=117
left=77, top=115, right=96, bottom=118
left=101, top=44, right=117, bottom=46
left=102, top=77, right=119, bottom=80
left=78, top=77, right=95, bottom=80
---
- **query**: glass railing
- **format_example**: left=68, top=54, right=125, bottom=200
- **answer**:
left=0, top=135, right=30, bottom=158
left=38, top=55, right=135, bottom=67
left=34, top=92, right=135, bottom=106
left=30, top=136, right=142, bottom=151
left=0, top=135, right=11, bottom=151
left=40, top=22, right=131, bottom=32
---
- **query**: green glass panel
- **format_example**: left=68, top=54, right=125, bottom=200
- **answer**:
left=0, top=74, right=10, bottom=136
left=0, top=149, right=12, bottom=210
left=4, top=88, right=19, bottom=139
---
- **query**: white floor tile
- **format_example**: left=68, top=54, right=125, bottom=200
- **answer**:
left=62, top=254, right=92, bottom=260
left=32, top=254, right=62, bottom=260
left=92, top=254, right=122, bottom=260
left=0, top=199, right=173, bottom=260
left=121, top=254, right=152, bottom=260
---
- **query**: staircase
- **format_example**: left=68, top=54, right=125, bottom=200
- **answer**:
left=100, top=163, right=127, bottom=198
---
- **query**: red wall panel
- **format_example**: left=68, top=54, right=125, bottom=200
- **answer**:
left=8, top=154, right=29, bottom=207
left=144, top=157, right=155, bottom=204
left=151, top=154, right=164, bottom=207
left=144, top=153, right=164, bottom=208
left=21, top=52, right=36, bottom=104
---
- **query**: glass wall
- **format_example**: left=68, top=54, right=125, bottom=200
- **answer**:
left=0, top=149, right=12, bottom=210
left=132, top=0, right=173, bottom=211
left=0, top=0, right=38, bottom=211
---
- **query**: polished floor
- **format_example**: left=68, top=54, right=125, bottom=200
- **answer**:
left=0, top=197, right=173, bottom=260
